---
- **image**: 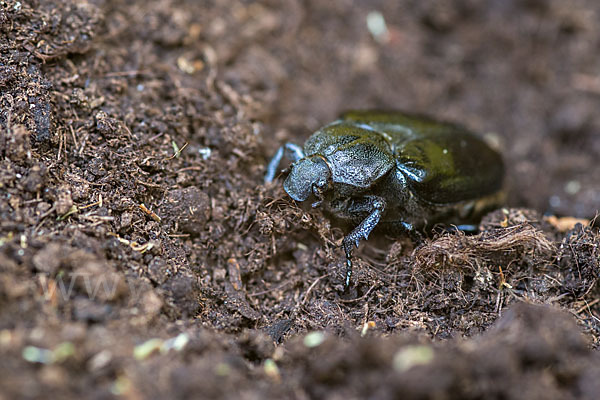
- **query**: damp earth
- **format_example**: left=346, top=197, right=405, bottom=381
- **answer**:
left=1, top=1, right=600, bottom=399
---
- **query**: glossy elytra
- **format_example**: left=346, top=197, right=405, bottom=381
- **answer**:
left=265, top=110, right=505, bottom=289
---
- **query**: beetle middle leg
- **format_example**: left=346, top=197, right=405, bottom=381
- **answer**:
left=446, top=224, right=479, bottom=234
left=264, top=143, right=305, bottom=183
left=341, top=196, right=386, bottom=289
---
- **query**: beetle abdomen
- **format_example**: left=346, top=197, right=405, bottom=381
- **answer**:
left=396, top=130, right=504, bottom=204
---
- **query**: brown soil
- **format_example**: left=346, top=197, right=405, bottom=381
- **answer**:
left=1, top=0, right=600, bottom=399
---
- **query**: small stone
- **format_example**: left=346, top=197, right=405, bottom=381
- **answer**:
left=36, top=202, right=52, bottom=216
left=55, top=185, right=74, bottom=216
left=73, top=298, right=111, bottom=322
left=147, top=257, right=169, bottom=285
left=162, top=187, right=211, bottom=235
left=141, top=290, right=163, bottom=318
left=119, top=212, right=133, bottom=231
left=33, top=243, right=63, bottom=274
left=23, top=163, right=47, bottom=193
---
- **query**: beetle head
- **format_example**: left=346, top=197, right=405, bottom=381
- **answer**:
left=284, top=155, right=332, bottom=205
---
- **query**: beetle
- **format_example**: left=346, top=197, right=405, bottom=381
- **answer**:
left=265, top=110, right=505, bottom=289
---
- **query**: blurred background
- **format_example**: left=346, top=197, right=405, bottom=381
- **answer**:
left=200, top=0, right=599, bottom=218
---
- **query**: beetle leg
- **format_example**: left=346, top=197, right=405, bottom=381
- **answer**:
left=311, top=181, right=327, bottom=208
left=341, top=196, right=386, bottom=288
left=455, top=224, right=478, bottom=233
left=264, top=143, right=305, bottom=183
left=311, top=190, right=323, bottom=208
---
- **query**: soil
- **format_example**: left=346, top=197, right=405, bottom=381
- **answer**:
left=1, top=0, right=600, bottom=399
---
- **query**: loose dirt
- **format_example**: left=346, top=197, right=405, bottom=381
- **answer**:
left=1, top=1, right=600, bottom=398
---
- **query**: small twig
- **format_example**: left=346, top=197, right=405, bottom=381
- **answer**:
left=135, top=179, right=164, bottom=189
left=298, top=274, right=330, bottom=307
left=103, top=70, right=150, bottom=78
left=139, top=203, right=161, bottom=222
left=339, top=284, right=377, bottom=303
left=69, top=125, right=78, bottom=148
left=576, top=298, right=600, bottom=315
left=107, top=232, right=157, bottom=253
left=167, top=141, right=188, bottom=160
left=79, top=194, right=103, bottom=210
left=248, top=279, right=295, bottom=297
left=177, top=166, right=204, bottom=173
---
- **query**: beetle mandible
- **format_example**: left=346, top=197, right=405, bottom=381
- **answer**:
left=265, top=110, right=505, bottom=289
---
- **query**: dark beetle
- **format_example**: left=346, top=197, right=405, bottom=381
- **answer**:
left=265, top=110, right=505, bottom=288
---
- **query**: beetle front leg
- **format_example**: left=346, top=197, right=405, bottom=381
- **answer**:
left=341, top=196, right=386, bottom=288
left=264, top=143, right=305, bottom=183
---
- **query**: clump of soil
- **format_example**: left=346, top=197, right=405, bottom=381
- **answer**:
left=1, top=0, right=600, bottom=398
